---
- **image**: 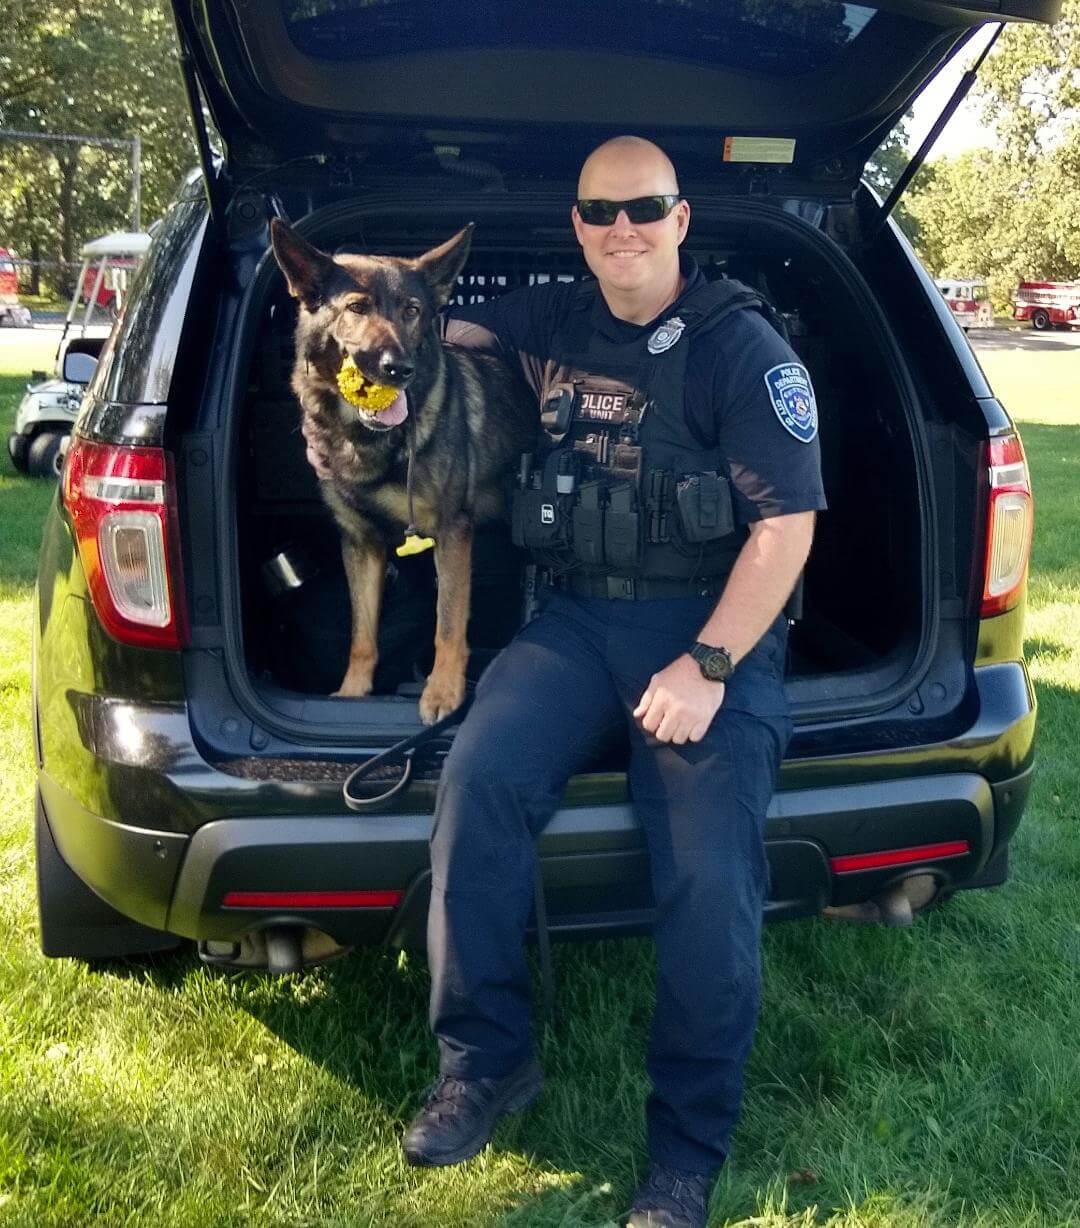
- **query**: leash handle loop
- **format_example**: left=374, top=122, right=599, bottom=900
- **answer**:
left=342, top=692, right=474, bottom=812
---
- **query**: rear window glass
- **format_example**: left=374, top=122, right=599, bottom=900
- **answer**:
left=284, top=0, right=878, bottom=76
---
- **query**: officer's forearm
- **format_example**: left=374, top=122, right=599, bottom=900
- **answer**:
left=695, top=511, right=816, bottom=664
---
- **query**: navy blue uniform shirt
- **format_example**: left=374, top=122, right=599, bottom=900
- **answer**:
left=445, top=254, right=827, bottom=523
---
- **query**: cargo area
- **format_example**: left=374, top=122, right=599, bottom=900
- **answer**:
left=228, top=199, right=930, bottom=729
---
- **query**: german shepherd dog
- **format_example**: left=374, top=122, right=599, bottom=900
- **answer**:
left=269, top=219, right=536, bottom=723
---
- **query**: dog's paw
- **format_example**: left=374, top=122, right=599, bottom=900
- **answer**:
left=332, top=672, right=374, bottom=699
left=419, top=676, right=466, bottom=725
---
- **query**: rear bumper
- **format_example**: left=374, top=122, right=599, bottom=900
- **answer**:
left=39, top=756, right=1033, bottom=950
left=38, top=653, right=1036, bottom=947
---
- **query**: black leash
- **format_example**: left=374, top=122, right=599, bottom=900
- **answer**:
left=403, top=394, right=420, bottom=542
left=342, top=695, right=472, bottom=811
left=532, top=858, right=556, bottom=1031
left=341, top=688, right=556, bottom=1029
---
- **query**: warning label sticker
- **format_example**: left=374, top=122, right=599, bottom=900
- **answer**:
left=723, top=137, right=796, bottom=164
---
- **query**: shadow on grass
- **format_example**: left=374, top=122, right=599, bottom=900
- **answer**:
left=97, top=937, right=651, bottom=1223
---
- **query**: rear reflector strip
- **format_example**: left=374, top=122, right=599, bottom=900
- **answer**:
left=830, top=841, right=969, bottom=875
left=222, top=890, right=403, bottom=909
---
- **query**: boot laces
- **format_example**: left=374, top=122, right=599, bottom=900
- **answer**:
left=638, top=1163, right=711, bottom=1217
left=421, top=1075, right=489, bottom=1124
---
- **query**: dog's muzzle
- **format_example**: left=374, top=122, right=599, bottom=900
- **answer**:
left=354, top=392, right=409, bottom=431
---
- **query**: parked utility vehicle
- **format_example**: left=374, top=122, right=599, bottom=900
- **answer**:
left=1012, top=280, right=1080, bottom=331
left=935, top=278, right=994, bottom=331
left=33, top=0, right=1045, bottom=972
left=8, top=232, right=150, bottom=477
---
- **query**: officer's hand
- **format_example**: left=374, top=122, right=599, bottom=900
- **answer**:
left=632, top=654, right=726, bottom=744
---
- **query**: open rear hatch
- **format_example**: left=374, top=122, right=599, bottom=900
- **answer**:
left=173, top=0, right=1060, bottom=194
left=172, top=0, right=1056, bottom=753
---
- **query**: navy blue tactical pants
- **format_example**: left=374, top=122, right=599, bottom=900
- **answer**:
left=426, top=589, right=792, bottom=1176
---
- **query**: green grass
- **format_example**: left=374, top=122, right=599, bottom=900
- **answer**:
left=17, top=293, right=66, bottom=313
left=1, top=337, right=1079, bottom=1226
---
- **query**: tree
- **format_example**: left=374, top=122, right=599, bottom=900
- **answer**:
left=0, top=0, right=194, bottom=294
left=902, top=151, right=1070, bottom=309
left=974, top=0, right=1080, bottom=159
left=902, top=2, right=1080, bottom=303
left=865, top=113, right=914, bottom=198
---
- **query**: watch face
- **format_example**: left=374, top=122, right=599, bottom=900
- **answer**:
left=702, top=651, right=729, bottom=681
left=692, top=643, right=732, bottom=681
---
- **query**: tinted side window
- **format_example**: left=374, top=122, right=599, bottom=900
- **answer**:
left=88, top=187, right=209, bottom=407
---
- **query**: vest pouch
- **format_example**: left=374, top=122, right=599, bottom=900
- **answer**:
left=511, top=450, right=573, bottom=552
left=571, top=480, right=606, bottom=565
left=675, top=471, right=736, bottom=543
left=603, top=481, right=641, bottom=570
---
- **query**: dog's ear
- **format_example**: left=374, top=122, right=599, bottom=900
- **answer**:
left=270, top=218, right=336, bottom=311
left=415, top=225, right=474, bottom=308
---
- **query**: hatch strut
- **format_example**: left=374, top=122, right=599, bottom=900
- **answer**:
left=171, top=5, right=227, bottom=231
left=868, top=22, right=1003, bottom=243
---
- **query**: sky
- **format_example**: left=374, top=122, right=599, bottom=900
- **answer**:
left=907, top=24, right=999, bottom=159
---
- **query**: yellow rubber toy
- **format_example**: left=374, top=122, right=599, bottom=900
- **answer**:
left=395, top=533, right=435, bottom=557
left=337, top=355, right=400, bottom=412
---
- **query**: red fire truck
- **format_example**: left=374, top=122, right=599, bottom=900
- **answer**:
left=935, top=278, right=994, bottom=331
left=1012, top=281, right=1080, bottom=331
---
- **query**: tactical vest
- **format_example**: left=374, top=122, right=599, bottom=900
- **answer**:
left=511, top=277, right=786, bottom=582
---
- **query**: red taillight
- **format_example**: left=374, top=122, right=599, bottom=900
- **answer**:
left=981, top=433, right=1033, bottom=619
left=61, top=437, right=187, bottom=649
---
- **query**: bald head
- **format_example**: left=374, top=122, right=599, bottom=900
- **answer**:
left=571, top=135, right=690, bottom=322
left=577, top=136, right=679, bottom=199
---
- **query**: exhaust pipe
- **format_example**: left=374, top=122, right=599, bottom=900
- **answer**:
left=823, top=873, right=940, bottom=927
left=264, top=926, right=303, bottom=975
left=198, top=926, right=351, bottom=973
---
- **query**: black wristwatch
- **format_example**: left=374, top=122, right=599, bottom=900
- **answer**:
left=689, top=641, right=734, bottom=682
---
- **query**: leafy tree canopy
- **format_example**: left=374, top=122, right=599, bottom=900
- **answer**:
left=0, top=0, right=194, bottom=292
left=902, top=1, right=1080, bottom=308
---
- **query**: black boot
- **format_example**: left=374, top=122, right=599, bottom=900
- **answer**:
left=625, top=1162, right=713, bottom=1228
left=402, top=1059, right=543, bottom=1167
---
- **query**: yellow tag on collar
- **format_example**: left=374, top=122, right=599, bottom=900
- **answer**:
left=337, top=355, right=400, bottom=412
left=395, top=533, right=435, bottom=557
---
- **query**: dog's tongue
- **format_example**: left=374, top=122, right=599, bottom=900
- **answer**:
left=373, top=391, right=408, bottom=427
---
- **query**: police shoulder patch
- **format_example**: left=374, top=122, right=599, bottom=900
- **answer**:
left=763, top=362, right=817, bottom=443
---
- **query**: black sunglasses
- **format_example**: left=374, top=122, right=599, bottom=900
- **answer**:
left=575, top=195, right=683, bottom=226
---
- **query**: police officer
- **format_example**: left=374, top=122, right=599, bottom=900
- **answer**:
left=403, top=136, right=826, bottom=1228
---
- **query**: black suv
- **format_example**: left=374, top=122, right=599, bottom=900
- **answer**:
left=33, top=0, right=1047, bottom=971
